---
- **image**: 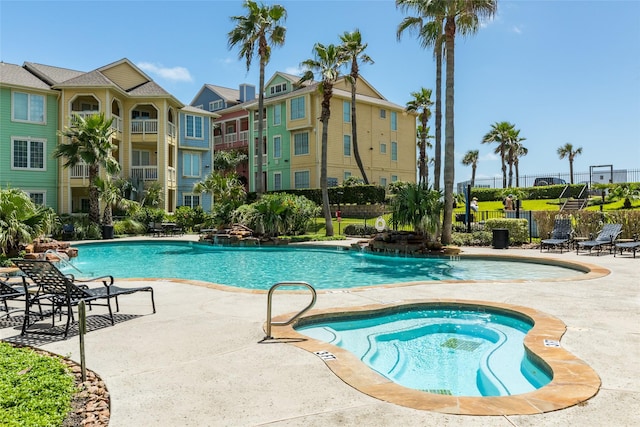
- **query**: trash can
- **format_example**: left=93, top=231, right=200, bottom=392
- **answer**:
left=102, top=225, right=114, bottom=240
left=492, top=228, right=509, bottom=249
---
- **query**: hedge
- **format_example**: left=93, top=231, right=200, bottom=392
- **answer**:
left=247, top=185, right=386, bottom=206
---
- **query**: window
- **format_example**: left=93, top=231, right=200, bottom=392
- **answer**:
left=183, top=194, right=200, bottom=208
left=273, top=104, right=281, bottom=125
left=391, top=175, right=398, bottom=182
left=391, top=141, right=398, bottom=161
left=273, top=136, right=281, bottom=158
left=269, top=82, right=287, bottom=95
left=343, top=101, right=351, bottom=122
left=273, top=172, right=282, bottom=191
left=132, top=150, right=151, bottom=166
left=380, top=177, right=387, bottom=187
left=294, top=132, right=309, bottom=155
left=343, top=135, right=351, bottom=156
left=380, top=143, right=387, bottom=154
left=294, top=171, right=310, bottom=189
left=344, top=171, right=352, bottom=181
left=391, top=111, right=397, bottom=130
left=80, top=199, right=90, bottom=213
left=380, top=109, right=386, bottom=119
left=182, top=152, right=201, bottom=177
left=28, top=191, right=45, bottom=205
left=327, top=177, right=338, bottom=187
left=185, top=115, right=203, bottom=138
left=13, top=92, right=45, bottom=123
left=290, top=96, right=305, bottom=120
left=209, top=100, right=224, bottom=111
left=12, top=138, right=45, bottom=170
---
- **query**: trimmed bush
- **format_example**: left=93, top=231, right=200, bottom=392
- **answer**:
left=343, top=224, right=378, bottom=236
left=484, top=218, right=529, bottom=244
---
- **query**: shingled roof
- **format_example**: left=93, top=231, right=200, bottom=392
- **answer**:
left=0, top=62, right=52, bottom=90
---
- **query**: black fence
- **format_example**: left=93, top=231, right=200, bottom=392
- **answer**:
left=453, top=210, right=538, bottom=240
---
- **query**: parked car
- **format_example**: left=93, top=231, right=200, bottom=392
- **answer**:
left=533, top=177, right=567, bottom=186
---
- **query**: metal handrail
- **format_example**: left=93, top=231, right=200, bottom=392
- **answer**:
left=264, top=281, right=316, bottom=340
left=44, top=249, right=84, bottom=275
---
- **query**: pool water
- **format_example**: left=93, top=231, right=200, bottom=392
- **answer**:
left=66, top=241, right=582, bottom=290
left=295, top=307, right=552, bottom=396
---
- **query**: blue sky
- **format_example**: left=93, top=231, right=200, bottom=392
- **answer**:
left=1, top=0, right=639, bottom=186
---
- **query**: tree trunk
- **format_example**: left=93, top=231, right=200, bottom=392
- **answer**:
left=321, top=91, right=334, bottom=237
left=501, top=147, right=507, bottom=188
left=442, top=19, right=456, bottom=245
left=471, top=165, right=476, bottom=187
left=256, top=61, right=265, bottom=195
left=434, top=41, right=443, bottom=192
left=88, top=164, right=100, bottom=225
left=351, top=75, right=368, bottom=184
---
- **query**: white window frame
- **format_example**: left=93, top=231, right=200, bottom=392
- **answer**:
left=269, top=82, right=287, bottom=95
left=391, top=175, right=398, bottom=182
left=273, top=135, right=282, bottom=158
left=11, top=137, right=46, bottom=171
left=209, top=100, right=224, bottom=111
left=344, top=171, right=352, bottom=181
left=27, top=190, right=46, bottom=206
left=380, top=142, right=387, bottom=154
left=343, top=101, right=351, bottom=123
left=185, top=115, right=203, bottom=139
left=182, top=152, right=201, bottom=178
left=290, top=96, right=305, bottom=120
left=293, top=132, right=309, bottom=156
left=132, top=149, right=152, bottom=166
left=391, top=141, right=398, bottom=161
left=294, top=170, right=310, bottom=189
left=183, top=193, right=201, bottom=208
left=273, top=172, right=282, bottom=191
left=391, top=111, right=397, bottom=130
left=343, top=135, right=351, bottom=156
left=12, top=91, right=46, bottom=124
left=380, top=177, right=387, bottom=187
left=273, top=103, right=281, bottom=125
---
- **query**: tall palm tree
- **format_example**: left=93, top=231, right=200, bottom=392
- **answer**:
left=54, top=113, right=120, bottom=225
left=416, top=124, right=434, bottom=185
left=340, top=29, right=374, bottom=184
left=557, top=143, right=583, bottom=184
left=482, top=121, right=514, bottom=189
left=228, top=0, right=287, bottom=196
left=505, top=128, right=526, bottom=187
left=405, top=88, right=434, bottom=186
left=461, top=149, right=479, bottom=187
left=299, top=43, right=346, bottom=237
left=441, top=0, right=497, bottom=244
left=512, top=142, right=528, bottom=187
left=396, top=0, right=444, bottom=191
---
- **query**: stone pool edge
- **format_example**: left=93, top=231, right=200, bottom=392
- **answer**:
left=269, top=299, right=601, bottom=416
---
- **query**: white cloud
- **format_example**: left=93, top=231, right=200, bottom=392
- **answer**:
left=285, top=66, right=303, bottom=76
left=137, top=62, right=193, bottom=82
left=512, top=25, right=522, bottom=35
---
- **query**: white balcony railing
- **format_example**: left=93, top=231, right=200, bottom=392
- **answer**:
left=131, top=119, right=158, bottom=135
left=167, top=122, right=176, bottom=138
left=214, top=135, right=223, bottom=145
left=224, top=134, right=237, bottom=144
left=239, top=130, right=248, bottom=142
left=70, top=163, right=89, bottom=178
left=111, top=115, right=123, bottom=132
left=253, top=154, right=268, bottom=166
left=131, top=166, right=158, bottom=181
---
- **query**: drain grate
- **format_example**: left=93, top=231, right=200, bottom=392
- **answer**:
left=441, top=337, right=481, bottom=351
left=423, top=389, right=453, bottom=395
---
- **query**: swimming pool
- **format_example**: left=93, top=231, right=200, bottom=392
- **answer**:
left=66, top=241, right=586, bottom=290
left=275, top=300, right=601, bottom=415
left=296, top=306, right=551, bottom=397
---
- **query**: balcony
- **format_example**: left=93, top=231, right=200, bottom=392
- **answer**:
left=239, top=130, right=248, bottom=142
left=224, top=134, right=237, bottom=144
left=214, top=135, right=223, bottom=145
left=131, top=120, right=158, bottom=135
left=167, top=122, right=176, bottom=138
left=70, top=163, right=89, bottom=179
left=131, top=166, right=158, bottom=181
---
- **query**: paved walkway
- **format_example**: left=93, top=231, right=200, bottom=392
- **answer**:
left=1, top=237, right=638, bottom=426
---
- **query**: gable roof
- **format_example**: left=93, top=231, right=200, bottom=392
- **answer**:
left=0, top=62, right=53, bottom=91
left=23, top=62, right=85, bottom=86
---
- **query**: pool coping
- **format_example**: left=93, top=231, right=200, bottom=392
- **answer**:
left=269, top=299, right=601, bottom=416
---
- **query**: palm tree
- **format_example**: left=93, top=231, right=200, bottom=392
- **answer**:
left=461, top=149, right=479, bottom=187
left=396, top=0, right=444, bottom=192
left=557, top=143, right=583, bottom=184
left=54, top=113, right=120, bottom=225
left=416, top=124, right=434, bottom=185
left=482, top=121, right=514, bottom=189
left=390, top=183, right=443, bottom=242
left=228, top=0, right=287, bottom=196
left=512, top=142, right=528, bottom=187
left=194, top=172, right=246, bottom=226
left=405, top=88, right=434, bottom=186
left=340, top=29, right=374, bottom=184
left=440, top=0, right=497, bottom=244
left=505, top=128, right=526, bottom=187
left=0, top=188, right=55, bottom=256
left=299, top=43, right=346, bottom=237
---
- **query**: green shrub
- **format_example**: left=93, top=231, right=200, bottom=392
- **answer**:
left=132, top=207, right=165, bottom=226
left=113, top=218, right=147, bottom=235
left=233, top=193, right=320, bottom=236
left=451, top=231, right=493, bottom=246
left=343, top=224, right=378, bottom=236
left=173, top=206, right=209, bottom=232
left=484, top=218, right=529, bottom=244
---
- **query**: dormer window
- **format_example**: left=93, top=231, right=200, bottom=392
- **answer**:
left=209, top=100, right=224, bottom=111
left=269, top=83, right=287, bottom=95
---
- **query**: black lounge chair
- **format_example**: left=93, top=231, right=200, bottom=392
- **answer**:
left=13, top=259, right=156, bottom=339
left=576, top=223, right=622, bottom=256
left=0, top=278, right=25, bottom=318
left=614, top=235, right=640, bottom=258
left=540, top=218, right=573, bottom=253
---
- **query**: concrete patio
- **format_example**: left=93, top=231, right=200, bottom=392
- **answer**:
left=1, top=237, right=638, bottom=426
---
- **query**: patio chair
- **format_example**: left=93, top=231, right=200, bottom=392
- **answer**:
left=576, top=223, right=623, bottom=256
left=12, top=259, right=156, bottom=339
left=0, top=278, right=25, bottom=318
left=540, top=218, right=573, bottom=253
left=614, top=235, right=640, bottom=258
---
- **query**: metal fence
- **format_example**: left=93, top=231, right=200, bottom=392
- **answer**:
left=458, top=168, right=640, bottom=192
left=453, top=210, right=539, bottom=239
